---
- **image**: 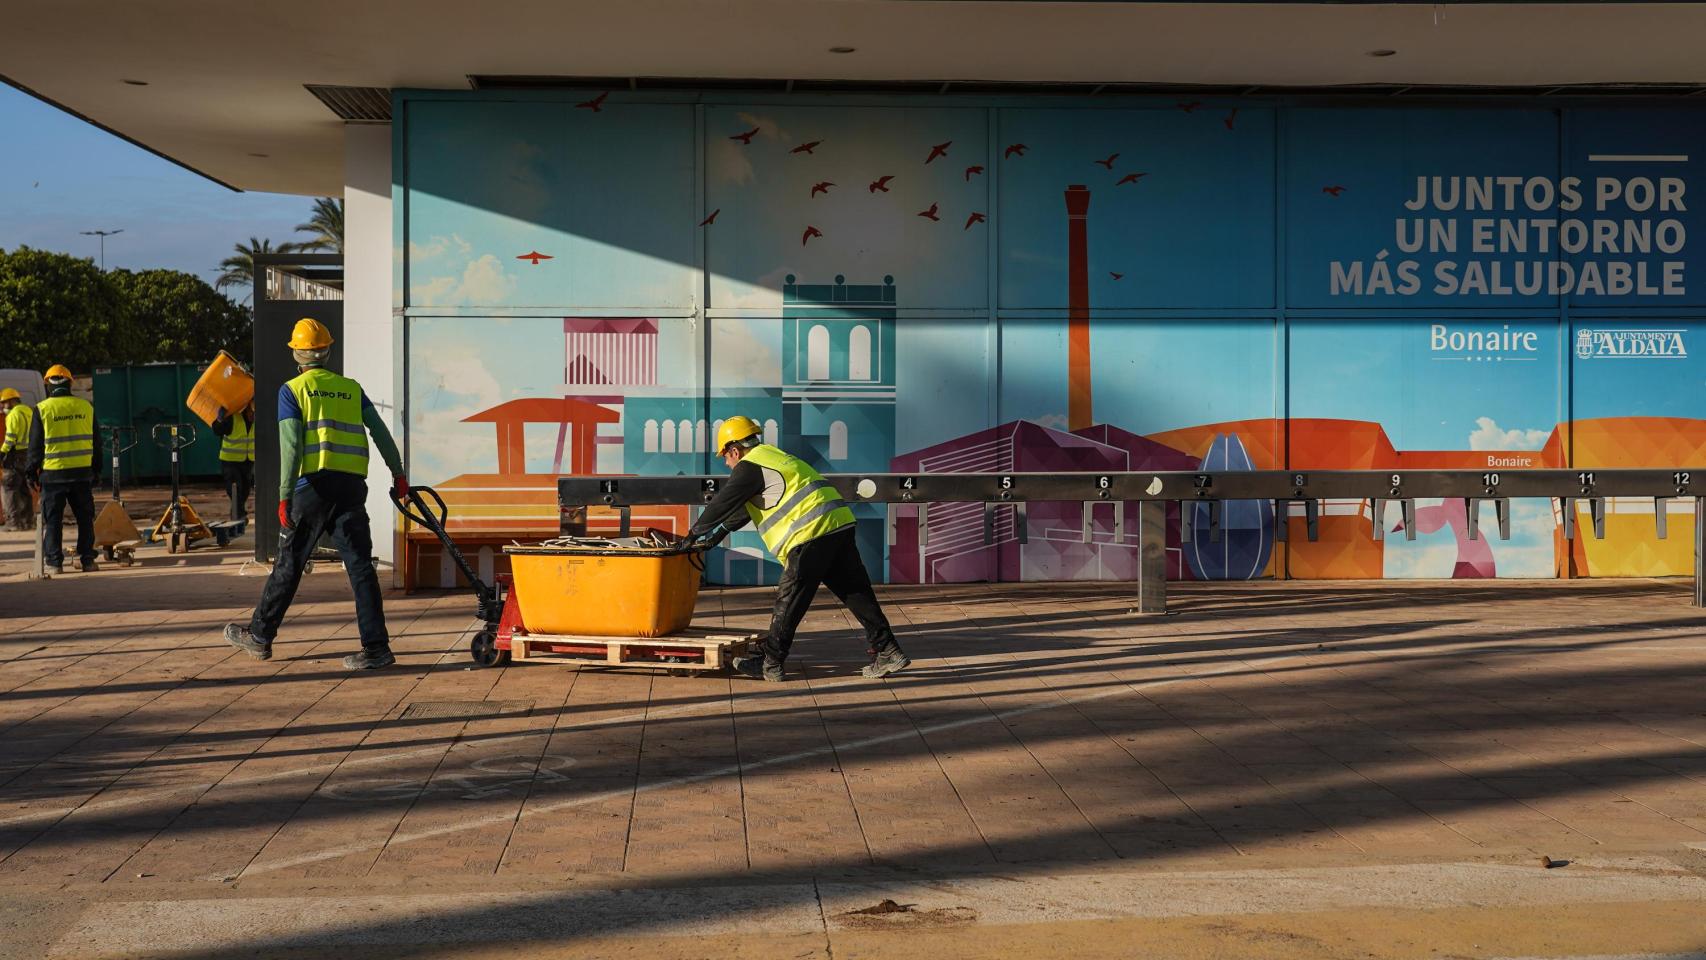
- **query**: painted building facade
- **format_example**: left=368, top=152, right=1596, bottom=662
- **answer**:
left=395, top=90, right=1706, bottom=585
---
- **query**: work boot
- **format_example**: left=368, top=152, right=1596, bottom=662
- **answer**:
left=78, top=558, right=98, bottom=573
left=731, top=655, right=784, bottom=682
left=343, top=649, right=396, bottom=670
left=861, top=646, right=911, bottom=680
left=223, top=623, right=272, bottom=661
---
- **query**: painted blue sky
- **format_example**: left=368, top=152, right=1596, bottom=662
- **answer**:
left=0, top=84, right=308, bottom=291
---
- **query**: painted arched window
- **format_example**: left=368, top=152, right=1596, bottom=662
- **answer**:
left=763, top=418, right=779, bottom=446
left=829, top=420, right=848, bottom=461
left=807, top=325, right=830, bottom=380
left=643, top=419, right=659, bottom=453
left=695, top=420, right=708, bottom=452
left=660, top=419, right=677, bottom=454
left=678, top=420, right=694, bottom=454
left=848, top=325, right=872, bottom=381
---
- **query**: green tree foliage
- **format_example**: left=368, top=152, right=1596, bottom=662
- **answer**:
left=0, top=247, right=252, bottom=371
left=108, top=268, right=253, bottom=365
left=0, top=246, right=131, bottom=371
left=293, top=197, right=343, bottom=253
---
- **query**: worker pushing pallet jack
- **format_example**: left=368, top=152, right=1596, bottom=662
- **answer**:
left=410, top=415, right=912, bottom=681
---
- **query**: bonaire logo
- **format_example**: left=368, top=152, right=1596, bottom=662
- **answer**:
left=1429, top=323, right=1542, bottom=363
left=1575, top=328, right=1687, bottom=360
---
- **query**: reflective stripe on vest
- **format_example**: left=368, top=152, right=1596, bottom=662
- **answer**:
left=286, top=368, right=369, bottom=477
left=219, top=415, right=255, bottom=463
left=739, top=444, right=855, bottom=561
left=1, top=405, right=33, bottom=453
left=38, top=396, right=95, bottom=471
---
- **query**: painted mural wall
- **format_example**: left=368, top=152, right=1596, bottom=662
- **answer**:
left=394, top=90, right=1706, bottom=586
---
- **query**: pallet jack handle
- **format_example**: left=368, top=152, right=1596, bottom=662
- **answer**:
left=392, top=484, right=504, bottom=623
left=151, top=423, right=196, bottom=529
left=101, top=426, right=138, bottom=501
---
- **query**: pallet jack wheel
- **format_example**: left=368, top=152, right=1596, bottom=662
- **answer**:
left=470, top=630, right=509, bottom=668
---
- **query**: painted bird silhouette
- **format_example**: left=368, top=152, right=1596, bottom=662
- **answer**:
left=964, top=212, right=986, bottom=230
left=729, top=127, right=759, bottom=144
left=1223, top=108, right=1239, bottom=131
left=575, top=92, right=608, bottom=112
left=792, top=140, right=823, bottom=155
left=1004, top=143, right=1028, bottom=159
left=698, top=209, right=720, bottom=226
left=925, top=141, right=952, bottom=164
left=1094, top=153, right=1119, bottom=169
left=964, top=165, right=984, bottom=181
left=869, top=175, right=894, bottom=193
left=801, top=225, right=823, bottom=246
left=811, top=181, right=835, bottom=198
left=1115, top=172, right=1148, bottom=186
left=1177, top=100, right=1203, bottom=113
left=918, top=202, right=941, bottom=222
left=516, top=251, right=554, bottom=265
left=1109, top=272, right=1125, bottom=280
left=1322, top=185, right=1346, bottom=197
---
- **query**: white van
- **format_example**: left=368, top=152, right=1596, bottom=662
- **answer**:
left=0, top=370, right=46, bottom=407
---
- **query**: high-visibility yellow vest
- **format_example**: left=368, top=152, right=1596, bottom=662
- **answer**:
left=1, top=404, right=33, bottom=454
left=740, top=444, right=855, bottom=562
left=219, top=414, right=255, bottom=463
left=286, top=368, right=368, bottom=477
left=37, top=395, right=95, bottom=472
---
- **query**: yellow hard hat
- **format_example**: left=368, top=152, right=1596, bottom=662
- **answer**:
left=287, top=317, right=334, bottom=350
left=715, top=415, right=763, bottom=454
left=44, top=364, right=73, bottom=382
left=0, top=388, right=19, bottom=402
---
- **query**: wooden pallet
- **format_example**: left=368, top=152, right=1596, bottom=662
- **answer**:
left=508, top=628, right=763, bottom=671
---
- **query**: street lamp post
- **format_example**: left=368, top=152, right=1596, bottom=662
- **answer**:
left=79, top=228, right=124, bottom=271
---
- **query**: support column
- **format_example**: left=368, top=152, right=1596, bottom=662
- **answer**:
left=1695, top=496, right=1705, bottom=608
left=1136, top=500, right=1167, bottom=614
left=343, top=125, right=396, bottom=572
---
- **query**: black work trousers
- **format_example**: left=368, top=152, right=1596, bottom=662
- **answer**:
left=764, top=526, right=899, bottom=664
left=249, top=471, right=389, bottom=652
left=220, top=460, right=254, bottom=522
left=41, top=480, right=95, bottom=567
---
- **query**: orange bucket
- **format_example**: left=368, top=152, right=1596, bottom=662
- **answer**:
left=503, top=541, right=702, bottom=637
left=185, top=351, right=255, bottom=427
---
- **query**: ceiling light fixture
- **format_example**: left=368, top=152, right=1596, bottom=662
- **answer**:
left=828, top=46, right=856, bottom=54
left=249, top=152, right=269, bottom=158
left=121, top=78, right=149, bottom=86
left=1367, top=49, right=1398, bottom=58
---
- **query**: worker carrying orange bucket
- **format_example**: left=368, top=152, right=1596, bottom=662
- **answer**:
left=686, top=415, right=910, bottom=683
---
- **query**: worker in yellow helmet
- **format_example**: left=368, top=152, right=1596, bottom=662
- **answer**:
left=26, top=365, right=98, bottom=574
left=0, top=387, right=37, bottom=531
left=211, top=398, right=256, bottom=522
left=687, top=415, right=909, bottom=682
left=223, top=319, right=409, bottom=670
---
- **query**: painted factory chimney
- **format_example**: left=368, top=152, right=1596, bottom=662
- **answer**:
left=1065, top=185, right=1092, bottom=431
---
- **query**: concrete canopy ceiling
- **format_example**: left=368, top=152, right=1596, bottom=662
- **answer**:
left=5, top=1, right=1706, bottom=196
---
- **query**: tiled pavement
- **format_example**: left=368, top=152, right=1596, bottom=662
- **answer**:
left=3, top=528, right=1706, bottom=956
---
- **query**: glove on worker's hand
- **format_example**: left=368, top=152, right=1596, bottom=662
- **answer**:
left=278, top=500, right=292, bottom=531
left=392, top=474, right=410, bottom=502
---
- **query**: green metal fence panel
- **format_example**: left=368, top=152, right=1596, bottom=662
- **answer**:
left=92, top=363, right=224, bottom=483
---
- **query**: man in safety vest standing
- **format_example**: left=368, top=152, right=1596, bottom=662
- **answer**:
left=26, top=366, right=98, bottom=574
left=0, top=388, right=36, bottom=531
left=212, top=400, right=256, bottom=522
left=223, top=319, right=409, bottom=670
left=687, top=415, right=910, bottom=682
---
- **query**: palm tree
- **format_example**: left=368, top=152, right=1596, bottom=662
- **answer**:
left=292, top=197, right=344, bottom=253
left=215, top=237, right=287, bottom=302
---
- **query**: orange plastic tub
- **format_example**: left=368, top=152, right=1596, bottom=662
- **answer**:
left=503, top=540, right=702, bottom=637
left=185, top=351, right=255, bottom=427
